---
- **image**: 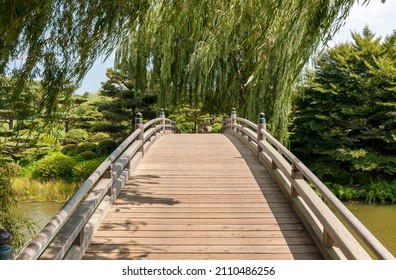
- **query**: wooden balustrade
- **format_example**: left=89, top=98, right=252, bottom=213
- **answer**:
left=222, top=110, right=394, bottom=260
left=17, top=111, right=176, bottom=260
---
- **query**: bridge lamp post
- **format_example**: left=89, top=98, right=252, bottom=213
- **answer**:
left=257, top=112, right=266, bottom=155
left=231, top=108, right=237, bottom=132
left=160, top=108, right=165, bottom=132
left=0, top=229, right=13, bottom=260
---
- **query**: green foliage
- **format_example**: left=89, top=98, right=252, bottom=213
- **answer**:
left=291, top=27, right=396, bottom=188
left=75, top=151, right=97, bottom=162
left=114, top=1, right=356, bottom=142
left=169, top=104, right=226, bottom=133
left=72, top=157, right=106, bottom=182
left=97, top=139, right=118, bottom=156
left=0, top=1, right=357, bottom=144
left=90, top=132, right=110, bottom=142
left=63, top=129, right=89, bottom=144
left=32, top=153, right=75, bottom=181
left=364, top=181, right=396, bottom=204
left=0, top=163, right=36, bottom=253
left=12, top=178, right=79, bottom=202
left=96, top=68, right=157, bottom=138
left=75, top=142, right=97, bottom=154
left=61, top=144, right=78, bottom=156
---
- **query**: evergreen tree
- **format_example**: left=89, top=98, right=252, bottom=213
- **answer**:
left=291, top=27, right=396, bottom=186
left=96, top=68, right=157, bottom=137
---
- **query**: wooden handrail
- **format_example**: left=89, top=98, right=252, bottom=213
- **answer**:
left=222, top=112, right=394, bottom=260
left=17, top=112, right=176, bottom=260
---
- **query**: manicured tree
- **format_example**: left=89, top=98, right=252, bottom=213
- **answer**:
left=291, top=27, right=396, bottom=186
left=97, top=68, right=157, bottom=136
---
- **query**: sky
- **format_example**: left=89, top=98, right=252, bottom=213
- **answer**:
left=75, top=0, right=396, bottom=94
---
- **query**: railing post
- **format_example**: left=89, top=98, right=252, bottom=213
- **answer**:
left=0, top=229, right=13, bottom=260
left=135, top=112, right=144, bottom=157
left=231, top=108, right=236, bottom=132
left=160, top=108, right=165, bottom=133
left=257, top=112, right=266, bottom=156
left=291, top=164, right=303, bottom=197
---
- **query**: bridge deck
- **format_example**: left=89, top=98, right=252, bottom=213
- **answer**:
left=83, top=134, right=322, bottom=260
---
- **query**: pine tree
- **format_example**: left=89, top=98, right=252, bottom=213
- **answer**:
left=291, top=27, right=396, bottom=186
left=96, top=68, right=157, bottom=137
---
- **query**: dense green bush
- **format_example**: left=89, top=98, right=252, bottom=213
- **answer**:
left=0, top=163, right=36, bottom=253
left=363, top=181, right=396, bottom=204
left=61, top=144, right=78, bottom=156
left=32, top=153, right=75, bottom=181
left=72, top=158, right=104, bottom=181
left=97, top=139, right=118, bottom=156
left=211, top=123, right=223, bottom=133
left=90, top=132, right=110, bottom=142
left=75, top=151, right=97, bottom=161
left=63, top=129, right=89, bottom=144
left=75, top=142, right=97, bottom=154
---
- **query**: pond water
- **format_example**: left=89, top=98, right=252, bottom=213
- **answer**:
left=17, top=201, right=63, bottom=247
left=344, top=202, right=396, bottom=257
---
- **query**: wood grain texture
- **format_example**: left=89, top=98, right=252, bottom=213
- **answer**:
left=83, top=134, right=322, bottom=260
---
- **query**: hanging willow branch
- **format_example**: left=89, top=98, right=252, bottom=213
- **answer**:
left=0, top=0, right=384, bottom=142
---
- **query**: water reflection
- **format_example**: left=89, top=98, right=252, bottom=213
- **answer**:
left=17, top=201, right=63, bottom=243
left=345, top=202, right=396, bottom=257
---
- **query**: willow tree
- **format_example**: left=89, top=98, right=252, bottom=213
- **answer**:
left=0, top=0, right=383, bottom=141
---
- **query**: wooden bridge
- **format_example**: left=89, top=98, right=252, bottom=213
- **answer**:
left=17, top=110, right=394, bottom=260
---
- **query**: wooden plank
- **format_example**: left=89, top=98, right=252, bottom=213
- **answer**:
left=92, top=230, right=312, bottom=239
left=96, top=224, right=308, bottom=232
left=102, top=212, right=298, bottom=219
left=83, top=252, right=323, bottom=260
left=85, top=244, right=320, bottom=254
left=90, top=237, right=316, bottom=246
left=84, top=134, right=322, bottom=260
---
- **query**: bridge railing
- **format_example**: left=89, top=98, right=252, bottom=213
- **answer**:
left=17, top=110, right=176, bottom=260
left=222, top=109, right=394, bottom=260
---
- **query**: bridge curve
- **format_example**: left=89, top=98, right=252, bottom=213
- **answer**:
left=17, top=110, right=394, bottom=260
left=83, top=133, right=320, bottom=260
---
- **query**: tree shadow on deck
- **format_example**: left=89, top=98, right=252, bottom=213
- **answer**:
left=118, top=174, right=181, bottom=206
left=224, top=134, right=323, bottom=260
left=83, top=174, right=181, bottom=260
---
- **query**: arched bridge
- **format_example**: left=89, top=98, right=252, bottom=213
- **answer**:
left=17, top=110, right=394, bottom=260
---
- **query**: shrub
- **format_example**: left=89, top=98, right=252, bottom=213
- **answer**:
left=75, top=151, right=97, bottom=162
left=63, top=129, right=89, bottom=144
left=72, top=158, right=104, bottom=181
left=61, top=144, right=78, bottom=156
left=211, top=123, right=223, bottom=133
left=32, top=153, right=75, bottom=181
left=97, top=139, right=118, bottom=156
left=90, top=132, right=110, bottom=142
left=75, top=142, right=97, bottom=154
left=363, top=181, right=396, bottom=204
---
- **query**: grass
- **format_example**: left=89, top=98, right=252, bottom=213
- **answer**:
left=12, top=178, right=80, bottom=202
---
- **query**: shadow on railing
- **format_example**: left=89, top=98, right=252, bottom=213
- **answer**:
left=221, top=108, right=394, bottom=260
left=16, top=110, right=176, bottom=260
